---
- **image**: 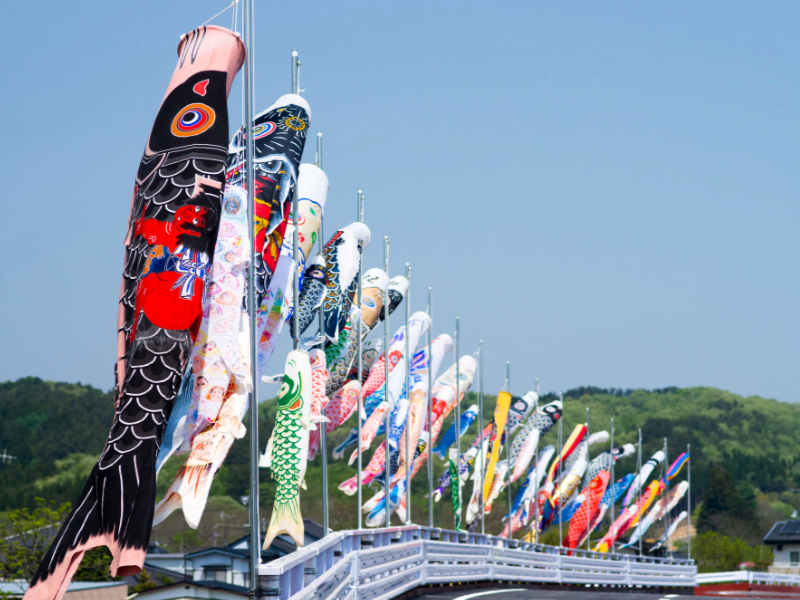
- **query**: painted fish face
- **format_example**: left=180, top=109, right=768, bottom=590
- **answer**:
left=277, top=360, right=303, bottom=412
left=511, top=396, right=531, bottom=417
left=541, top=400, right=562, bottom=422
left=386, top=276, right=408, bottom=315
left=305, top=263, right=325, bottom=282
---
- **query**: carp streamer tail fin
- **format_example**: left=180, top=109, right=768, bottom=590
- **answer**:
left=263, top=497, right=304, bottom=549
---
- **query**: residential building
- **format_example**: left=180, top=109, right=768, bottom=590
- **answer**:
left=142, top=520, right=324, bottom=589
left=763, top=519, right=800, bottom=575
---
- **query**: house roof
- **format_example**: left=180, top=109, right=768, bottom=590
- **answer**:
left=764, top=520, right=800, bottom=545
left=187, top=519, right=323, bottom=562
left=0, top=581, right=127, bottom=596
left=135, top=579, right=248, bottom=599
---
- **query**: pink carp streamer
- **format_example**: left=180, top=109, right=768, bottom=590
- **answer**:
left=339, top=441, right=387, bottom=495
left=324, top=380, right=361, bottom=432
left=307, top=349, right=331, bottom=460
left=348, top=402, right=389, bottom=465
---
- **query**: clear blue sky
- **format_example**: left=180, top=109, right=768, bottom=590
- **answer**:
left=1, top=1, right=797, bottom=403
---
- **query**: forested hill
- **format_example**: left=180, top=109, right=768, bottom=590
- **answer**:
left=2, top=377, right=799, bottom=536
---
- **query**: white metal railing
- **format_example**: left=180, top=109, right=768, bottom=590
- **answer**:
left=697, top=569, right=800, bottom=586
left=257, top=525, right=696, bottom=600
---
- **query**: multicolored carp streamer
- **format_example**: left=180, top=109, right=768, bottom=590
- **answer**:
left=155, top=184, right=250, bottom=475
left=321, top=223, right=371, bottom=344
left=563, top=471, right=610, bottom=549
left=623, top=450, right=665, bottom=508
left=509, top=399, right=562, bottom=482
left=289, top=163, right=332, bottom=339
left=506, top=392, right=537, bottom=437
left=390, top=334, right=453, bottom=485
left=432, top=447, right=479, bottom=502
left=485, top=460, right=510, bottom=513
left=663, top=452, right=689, bottom=483
left=150, top=186, right=253, bottom=529
left=366, top=312, right=431, bottom=419
left=584, top=443, right=636, bottom=484
left=649, top=510, right=688, bottom=552
left=260, top=350, right=317, bottom=549
left=25, top=27, right=244, bottom=600
left=227, top=94, right=311, bottom=299
left=323, top=305, right=361, bottom=372
left=587, top=473, right=636, bottom=535
left=325, top=269, right=388, bottom=395
left=348, top=401, right=389, bottom=464
left=346, top=338, right=382, bottom=383
left=386, top=276, right=409, bottom=314
left=482, top=391, right=512, bottom=502
left=465, top=437, right=492, bottom=527
left=291, top=257, right=326, bottom=339
left=306, top=348, right=331, bottom=461
left=449, top=449, right=462, bottom=530
left=433, top=404, right=478, bottom=460
left=253, top=163, right=324, bottom=363
left=594, top=479, right=663, bottom=552
left=323, top=379, right=362, bottom=433
left=622, top=480, right=689, bottom=548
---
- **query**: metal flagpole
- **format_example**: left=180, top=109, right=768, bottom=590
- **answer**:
left=532, top=379, right=540, bottom=543
left=356, top=190, right=364, bottom=529
left=289, top=50, right=300, bottom=354
left=454, top=316, right=461, bottom=529
left=383, top=236, right=391, bottom=526
left=291, top=50, right=300, bottom=95
left=664, top=437, right=670, bottom=558
left=505, top=362, right=512, bottom=538
left=478, top=341, right=485, bottom=535
left=315, top=133, right=328, bottom=536
left=426, top=288, right=434, bottom=527
left=557, top=402, right=563, bottom=549
left=243, top=0, right=261, bottom=593
left=404, top=263, right=411, bottom=523
left=610, top=417, right=615, bottom=551
left=687, top=443, right=692, bottom=560
left=638, top=429, right=643, bottom=557
left=585, top=407, right=590, bottom=551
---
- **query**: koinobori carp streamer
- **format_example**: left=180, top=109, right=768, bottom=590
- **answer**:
left=25, top=27, right=244, bottom=600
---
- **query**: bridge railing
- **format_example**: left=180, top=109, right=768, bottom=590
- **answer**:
left=257, top=525, right=696, bottom=600
left=697, top=570, right=800, bottom=587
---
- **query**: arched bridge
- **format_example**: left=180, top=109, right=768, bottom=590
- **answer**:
left=256, top=526, right=696, bottom=600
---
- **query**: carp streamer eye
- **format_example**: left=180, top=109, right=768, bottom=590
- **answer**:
left=253, top=122, right=277, bottom=138
left=171, top=103, right=216, bottom=137
left=284, top=116, right=307, bottom=131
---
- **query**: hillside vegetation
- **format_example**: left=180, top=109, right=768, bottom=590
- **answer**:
left=2, top=377, right=799, bottom=550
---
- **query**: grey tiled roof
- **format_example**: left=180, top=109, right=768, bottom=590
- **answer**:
left=763, top=520, right=800, bottom=544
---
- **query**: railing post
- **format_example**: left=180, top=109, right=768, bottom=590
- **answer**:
left=304, top=556, right=317, bottom=587
left=421, top=534, right=428, bottom=586
left=556, top=550, right=562, bottom=584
